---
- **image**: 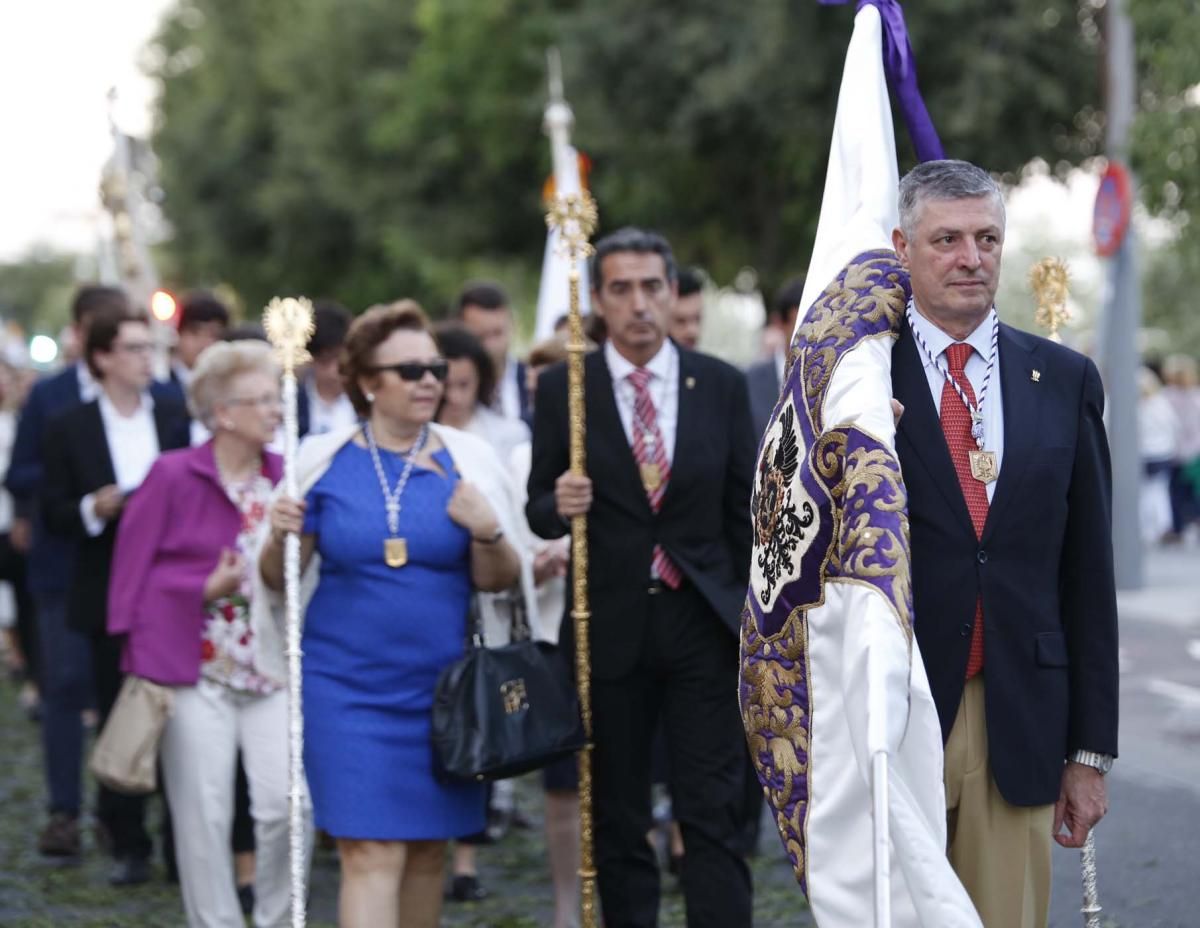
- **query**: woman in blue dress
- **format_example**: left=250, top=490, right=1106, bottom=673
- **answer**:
left=260, top=301, right=522, bottom=928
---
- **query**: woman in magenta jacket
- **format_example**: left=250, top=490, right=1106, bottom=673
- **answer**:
left=108, top=340, right=303, bottom=928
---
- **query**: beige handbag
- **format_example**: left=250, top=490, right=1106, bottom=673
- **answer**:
left=89, top=676, right=175, bottom=795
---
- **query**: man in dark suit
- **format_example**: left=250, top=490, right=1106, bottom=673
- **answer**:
left=889, top=160, right=1118, bottom=928
left=456, top=281, right=533, bottom=427
left=6, top=285, right=132, bottom=858
left=42, top=305, right=189, bottom=883
left=745, top=276, right=805, bottom=441
left=161, top=290, right=230, bottom=406
left=528, top=227, right=756, bottom=928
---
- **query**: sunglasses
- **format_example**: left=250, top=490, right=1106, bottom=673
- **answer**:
left=368, top=360, right=449, bottom=383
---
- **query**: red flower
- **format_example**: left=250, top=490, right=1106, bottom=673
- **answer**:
left=201, top=640, right=215, bottom=661
left=221, top=603, right=237, bottom=622
left=239, top=633, right=250, bottom=647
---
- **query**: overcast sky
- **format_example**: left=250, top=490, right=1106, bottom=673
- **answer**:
left=0, top=0, right=173, bottom=261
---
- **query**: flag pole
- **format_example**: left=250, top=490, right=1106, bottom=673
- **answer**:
left=544, top=48, right=599, bottom=926
left=263, top=297, right=315, bottom=928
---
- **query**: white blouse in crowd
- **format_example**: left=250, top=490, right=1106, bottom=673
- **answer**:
left=80, top=391, right=160, bottom=537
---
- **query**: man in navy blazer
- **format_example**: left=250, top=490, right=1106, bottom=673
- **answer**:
left=745, top=276, right=805, bottom=441
left=889, top=161, right=1118, bottom=928
left=455, top=281, right=533, bottom=428
left=5, top=285, right=177, bottom=863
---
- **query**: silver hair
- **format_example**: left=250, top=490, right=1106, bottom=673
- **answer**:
left=897, top=160, right=1005, bottom=238
left=188, top=339, right=279, bottom=429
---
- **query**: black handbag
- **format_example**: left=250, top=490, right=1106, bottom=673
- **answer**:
left=432, top=588, right=586, bottom=783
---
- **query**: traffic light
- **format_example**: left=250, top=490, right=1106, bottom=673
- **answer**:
left=150, top=289, right=177, bottom=323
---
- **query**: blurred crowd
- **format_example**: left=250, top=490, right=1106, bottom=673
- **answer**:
left=0, top=251, right=802, bottom=928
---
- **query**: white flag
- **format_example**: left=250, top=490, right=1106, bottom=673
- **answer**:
left=739, top=6, right=982, bottom=926
left=534, top=146, right=591, bottom=342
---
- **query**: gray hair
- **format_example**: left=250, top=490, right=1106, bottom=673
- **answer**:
left=897, top=160, right=1005, bottom=238
left=590, top=226, right=677, bottom=289
left=188, top=340, right=279, bottom=429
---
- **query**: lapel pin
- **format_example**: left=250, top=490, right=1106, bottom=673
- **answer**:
left=685, top=376, right=696, bottom=389
left=1031, top=369, right=1041, bottom=383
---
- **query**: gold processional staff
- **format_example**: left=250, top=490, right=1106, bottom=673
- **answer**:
left=545, top=189, right=599, bottom=928
left=1028, top=257, right=1102, bottom=928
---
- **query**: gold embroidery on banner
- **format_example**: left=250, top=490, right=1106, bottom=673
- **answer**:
left=741, top=606, right=812, bottom=886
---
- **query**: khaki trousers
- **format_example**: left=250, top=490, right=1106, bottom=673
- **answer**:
left=944, top=676, right=1055, bottom=928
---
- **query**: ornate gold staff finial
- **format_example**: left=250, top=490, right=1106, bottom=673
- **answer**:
left=264, top=297, right=316, bottom=372
left=1029, top=257, right=1071, bottom=343
left=546, top=190, right=599, bottom=259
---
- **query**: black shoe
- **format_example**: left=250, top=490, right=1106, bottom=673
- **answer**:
left=38, top=813, right=81, bottom=858
left=237, top=884, right=255, bottom=916
left=446, top=874, right=489, bottom=902
left=109, top=856, right=151, bottom=886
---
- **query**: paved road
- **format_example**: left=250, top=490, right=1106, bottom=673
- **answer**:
left=1045, top=546, right=1200, bottom=928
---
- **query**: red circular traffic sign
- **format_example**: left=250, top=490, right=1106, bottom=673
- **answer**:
left=1093, top=162, right=1133, bottom=257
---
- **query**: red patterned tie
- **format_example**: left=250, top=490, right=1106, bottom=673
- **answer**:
left=628, top=368, right=683, bottom=589
left=940, top=342, right=988, bottom=680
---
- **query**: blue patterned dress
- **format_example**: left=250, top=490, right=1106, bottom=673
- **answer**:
left=301, top=442, right=484, bottom=839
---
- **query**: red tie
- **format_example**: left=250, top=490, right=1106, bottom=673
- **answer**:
left=940, top=342, right=987, bottom=680
left=628, top=368, right=682, bottom=589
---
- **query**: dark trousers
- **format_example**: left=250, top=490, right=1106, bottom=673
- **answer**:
left=92, top=631, right=152, bottom=860
left=591, top=583, right=752, bottom=928
left=35, top=589, right=91, bottom=816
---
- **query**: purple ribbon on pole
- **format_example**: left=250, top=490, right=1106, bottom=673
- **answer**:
left=818, top=0, right=945, bottom=162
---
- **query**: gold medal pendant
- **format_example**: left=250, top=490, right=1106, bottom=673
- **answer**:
left=969, top=450, right=999, bottom=484
left=639, top=462, right=662, bottom=494
left=384, top=537, right=408, bottom=568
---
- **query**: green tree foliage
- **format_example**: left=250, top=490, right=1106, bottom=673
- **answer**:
left=148, top=0, right=1102, bottom=319
left=0, top=248, right=78, bottom=336
left=1128, top=0, right=1200, bottom=356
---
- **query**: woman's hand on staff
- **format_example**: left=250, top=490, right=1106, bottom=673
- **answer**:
left=204, top=548, right=245, bottom=603
left=269, top=496, right=307, bottom=541
left=447, top=482, right=500, bottom=540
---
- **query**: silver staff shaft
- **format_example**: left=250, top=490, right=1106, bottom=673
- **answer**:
left=1080, top=830, right=1101, bottom=927
left=282, top=369, right=308, bottom=928
left=872, top=750, right=891, bottom=928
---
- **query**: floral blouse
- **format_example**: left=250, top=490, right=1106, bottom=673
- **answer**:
left=200, top=474, right=280, bottom=695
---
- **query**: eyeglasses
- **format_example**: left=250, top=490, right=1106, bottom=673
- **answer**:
left=114, top=342, right=156, bottom=356
left=367, top=360, right=449, bottom=383
left=226, top=393, right=283, bottom=409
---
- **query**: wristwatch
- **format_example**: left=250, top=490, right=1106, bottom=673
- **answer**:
left=1069, top=750, right=1113, bottom=775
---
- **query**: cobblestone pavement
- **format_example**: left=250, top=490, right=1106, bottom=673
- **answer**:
left=0, top=680, right=811, bottom=927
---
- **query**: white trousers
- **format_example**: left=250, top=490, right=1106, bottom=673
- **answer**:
left=160, top=680, right=311, bottom=928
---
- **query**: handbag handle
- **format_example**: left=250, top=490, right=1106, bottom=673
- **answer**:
left=466, top=585, right=530, bottom=651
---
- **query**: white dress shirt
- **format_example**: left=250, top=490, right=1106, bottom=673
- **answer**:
left=76, top=361, right=99, bottom=402
left=604, top=339, right=679, bottom=465
left=496, top=355, right=523, bottom=422
left=909, top=305, right=1005, bottom=502
left=80, top=392, right=160, bottom=536
left=305, top=379, right=358, bottom=436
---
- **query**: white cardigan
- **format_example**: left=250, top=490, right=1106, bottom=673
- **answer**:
left=250, top=421, right=541, bottom=685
